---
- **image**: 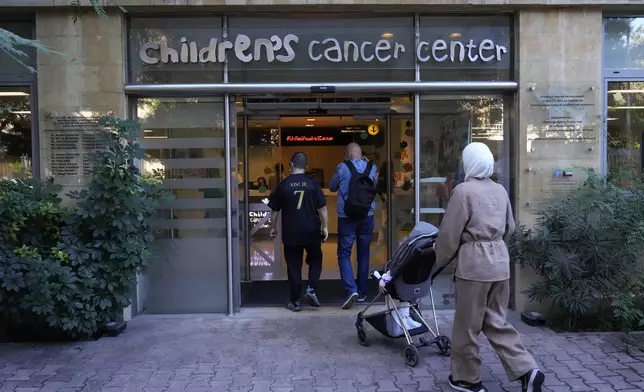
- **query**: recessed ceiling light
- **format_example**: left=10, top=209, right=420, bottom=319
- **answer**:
left=449, top=33, right=462, bottom=39
left=306, top=118, right=316, bottom=121
left=381, top=33, right=394, bottom=38
left=306, top=124, right=314, bottom=127
left=255, top=124, right=262, bottom=127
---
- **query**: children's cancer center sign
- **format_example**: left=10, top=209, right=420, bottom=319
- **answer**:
left=138, top=33, right=508, bottom=66
left=130, top=16, right=511, bottom=75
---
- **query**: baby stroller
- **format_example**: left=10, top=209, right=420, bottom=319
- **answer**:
left=355, top=221, right=451, bottom=367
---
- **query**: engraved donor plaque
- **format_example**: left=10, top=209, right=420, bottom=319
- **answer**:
left=42, top=112, right=107, bottom=185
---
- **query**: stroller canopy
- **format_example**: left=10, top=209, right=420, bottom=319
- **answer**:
left=387, top=221, right=439, bottom=280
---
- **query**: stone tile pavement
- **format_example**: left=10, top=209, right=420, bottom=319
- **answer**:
left=0, top=308, right=643, bottom=392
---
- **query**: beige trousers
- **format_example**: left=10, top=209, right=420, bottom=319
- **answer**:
left=451, top=278, right=537, bottom=383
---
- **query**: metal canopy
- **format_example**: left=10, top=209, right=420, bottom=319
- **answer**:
left=124, top=81, right=518, bottom=96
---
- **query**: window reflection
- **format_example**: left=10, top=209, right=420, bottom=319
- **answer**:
left=607, top=81, right=644, bottom=181
left=418, top=97, right=504, bottom=307
left=604, top=18, right=644, bottom=70
left=0, top=87, right=32, bottom=179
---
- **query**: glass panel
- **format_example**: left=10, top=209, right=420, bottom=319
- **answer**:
left=418, top=96, right=505, bottom=307
left=604, top=18, right=644, bottom=70
left=389, top=116, right=415, bottom=248
left=0, top=21, right=35, bottom=78
left=138, top=97, right=228, bottom=313
left=245, top=113, right=390, bottom=280
left=246, top=117, right=282, bottom=280
left=128, top=17, right=224, bottom=84
left=418, top=16, right=512, bottom=81
left=227, top=16, right=414, bottom=83
left=388, top=98, right=415, bottom=251
left=237, top=114, right=248, bottom=282
left=607, top=81, right=644, bottom=179
left=229, top=98, right=240, bottom=309
left=0, top=86, right=32, bottom=179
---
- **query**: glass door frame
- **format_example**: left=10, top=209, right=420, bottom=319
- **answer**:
left=238, top=109, right=399, bottom=284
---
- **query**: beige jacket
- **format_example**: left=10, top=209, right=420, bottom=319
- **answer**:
left=434, top=178, right=515, bottom=282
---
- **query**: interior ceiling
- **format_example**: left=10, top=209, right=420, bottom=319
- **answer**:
left=249, top=116, right=387, bottom=129
left=289, top=116, right=380, bottom=128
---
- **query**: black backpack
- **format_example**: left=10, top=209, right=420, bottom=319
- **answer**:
left=343, top=160, right=377, bottom=220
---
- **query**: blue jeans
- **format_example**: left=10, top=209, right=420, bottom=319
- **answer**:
left=337, top=215, right=374, bottom=297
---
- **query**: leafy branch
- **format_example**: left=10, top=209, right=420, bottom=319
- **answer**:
left=0, top=1, right=126, bottom=72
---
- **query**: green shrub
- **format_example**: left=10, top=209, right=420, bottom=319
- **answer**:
left=509, top=170, right=644, bottom=331
left=0, top=116, right=168, bottom=339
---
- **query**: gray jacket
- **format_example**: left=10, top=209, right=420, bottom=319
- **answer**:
left=434, top=178, right=515, bottom=282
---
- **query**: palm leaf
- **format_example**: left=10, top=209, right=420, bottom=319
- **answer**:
left=0, top=28, right=63, bottom=73
left=88, top=0, right=109, bottom=19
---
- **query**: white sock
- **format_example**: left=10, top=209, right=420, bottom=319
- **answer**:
left=399, top=305, right=422, bottom=329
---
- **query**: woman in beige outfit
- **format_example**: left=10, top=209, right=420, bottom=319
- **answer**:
left=434, top=142, right=545, bottom=392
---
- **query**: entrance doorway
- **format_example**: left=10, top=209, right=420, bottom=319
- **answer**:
left=237, top=95, right=413, bottom=305
left=233, top=94, right=508, bottom=307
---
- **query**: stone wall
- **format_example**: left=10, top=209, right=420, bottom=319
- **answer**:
left=513, top=8, right=603, bottom=311
left=35, top=9, right=131, bottom=319
left=36, top=9, right=126, bottom=197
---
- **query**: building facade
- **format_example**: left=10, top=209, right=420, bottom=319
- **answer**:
left=0, top=1, right=640, bottom=316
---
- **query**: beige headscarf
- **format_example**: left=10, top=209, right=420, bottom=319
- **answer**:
left=462, top=142, right=494, bottom=181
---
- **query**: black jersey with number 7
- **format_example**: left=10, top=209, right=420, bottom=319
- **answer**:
left=268, top=173, right=327, bottom=247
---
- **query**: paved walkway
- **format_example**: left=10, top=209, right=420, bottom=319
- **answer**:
left=1, top=308, right=643, bottom=392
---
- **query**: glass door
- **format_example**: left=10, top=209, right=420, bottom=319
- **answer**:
left=418, top=95, right=507, bottom=307
left=138, top=96, right=230, bottom=313
left=388, top=115, right=416, bottom=252
left=245, top=116, right=283, bottom=281
left=239, top=105, right=401, bottom=304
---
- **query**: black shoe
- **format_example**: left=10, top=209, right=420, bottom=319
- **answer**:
left=305, top=289, right=321, bottom=307
left=448, top=375, right=486, bottom=392
left=286, top=301, right=302, bottom=312
left=520, top=369, right=545, bottom=392
left=342, top=293, right=359, bottom=309
left=357, top=295, right=367, bottom=303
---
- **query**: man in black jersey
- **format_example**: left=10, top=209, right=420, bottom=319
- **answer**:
left=269, top=152, right=328, bottom=312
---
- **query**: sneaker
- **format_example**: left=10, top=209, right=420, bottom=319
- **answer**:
left=520, top=369, right=545, bottom=392
left=342, top=292, right=359, bottom=309
left=448, top=375, right=486, bottom=392
left=357, top=295, right=367, bottom=302
left=286, top=300, right=302, bottom=312
left=305, top=288, right=321, bottom=307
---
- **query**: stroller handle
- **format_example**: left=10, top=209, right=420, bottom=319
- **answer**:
left=430, top=265, right=448, bottom=282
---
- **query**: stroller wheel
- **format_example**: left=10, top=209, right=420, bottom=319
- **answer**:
left=403, top=345, right=420, bottom=367
left=357, top=327, right=369, bottom=346
left=437, top=335, right=451, bottom=356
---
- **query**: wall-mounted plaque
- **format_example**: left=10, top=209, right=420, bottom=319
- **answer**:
left=42, top=112, right=107, bottom=185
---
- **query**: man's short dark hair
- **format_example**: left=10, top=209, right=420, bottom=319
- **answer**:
left=291, top=152, right=308, bottom=170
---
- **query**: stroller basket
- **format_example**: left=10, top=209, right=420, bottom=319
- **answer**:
left=364, top=312, right=429, bottom=339
left=355, top=221, right=451, bottom=367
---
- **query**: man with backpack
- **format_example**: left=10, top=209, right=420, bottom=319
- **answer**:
left=329, top=142, right=378, bottom=309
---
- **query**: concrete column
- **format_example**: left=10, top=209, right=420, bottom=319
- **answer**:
left=36, top=9, right=126, bottom=195
left=36, top=9, right=131, bottom=320
left=514, top=8, right=603, bottom=311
